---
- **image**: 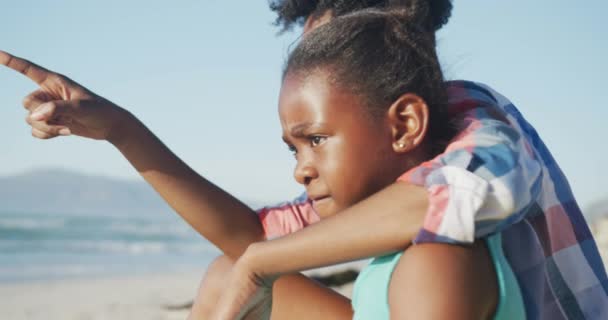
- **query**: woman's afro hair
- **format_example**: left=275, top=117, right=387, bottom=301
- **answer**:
left=269, top=0, right=453, bottom=33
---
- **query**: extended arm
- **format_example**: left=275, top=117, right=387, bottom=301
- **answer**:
left=1, top=51, right=264, bottom=258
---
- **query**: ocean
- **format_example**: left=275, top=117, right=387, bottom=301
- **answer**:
left=0, top=211, right=220, bottom=283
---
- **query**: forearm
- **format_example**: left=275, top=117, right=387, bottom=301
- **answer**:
left=109, top=111, right=265, bottom=258
left=244, top=182, right=428, bottom=276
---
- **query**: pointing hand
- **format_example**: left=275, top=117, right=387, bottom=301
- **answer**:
left=1, top=50, right=128, bottom=142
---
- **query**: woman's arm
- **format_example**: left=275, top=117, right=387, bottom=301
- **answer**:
left=244, top=182, right=428, bottom=274
left=211, top=183, right=501, bottom=320
left=1, top=51, right=264, bottom=258
left=243, top=82, right=541, bottom=275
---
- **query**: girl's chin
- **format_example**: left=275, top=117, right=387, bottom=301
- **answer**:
left=312, top=198, right=339, bottom=218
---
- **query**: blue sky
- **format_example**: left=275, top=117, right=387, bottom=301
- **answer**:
left=1, top=1, right=607, bottom=209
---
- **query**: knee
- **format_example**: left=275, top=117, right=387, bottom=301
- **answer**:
left=198, top=254, right=235, bottom=295
left=206, top=255, right=235, bottom=277
left=188, top=255, right=235, bottom=320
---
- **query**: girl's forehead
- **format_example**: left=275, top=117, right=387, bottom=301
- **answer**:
left=278, top=85, right=327, bottom=129
left=278, top=72, right=379, bottom=134
left=278, top=72, right=328, bottom=118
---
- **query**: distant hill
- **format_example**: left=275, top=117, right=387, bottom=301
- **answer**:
left=0, top=168, right=176, bottom=217
left=0, top=168, right=266, bottom=217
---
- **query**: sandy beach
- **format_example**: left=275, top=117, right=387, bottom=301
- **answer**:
left=0, top=270, right=204, bottom=320
left=0, top=261, right=362, bottom=320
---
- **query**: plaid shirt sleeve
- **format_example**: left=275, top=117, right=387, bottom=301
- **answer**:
left=399, top=81, right=543, bottom=244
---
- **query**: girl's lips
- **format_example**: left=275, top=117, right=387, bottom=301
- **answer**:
left=311, top=196, right=336, bottom=217
left=312, top=196, right=331, bottom=208
left=311, top=195, right=330, bottom=202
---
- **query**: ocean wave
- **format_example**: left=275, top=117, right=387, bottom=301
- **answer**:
left=0, top=239, right=218, bottom=255
left=0, top=217, right=67, bottom=230
left=0, top=214, right=200, bottom=242
left=0, top=258, right=215, bottom=283
left=107, top=221, right=195, bottom=238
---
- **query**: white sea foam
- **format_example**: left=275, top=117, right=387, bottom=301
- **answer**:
left=0, top=217, right=66, bottom=230
left=0, top=239, right=216, bottom=255
left=107, top=222, right=193, bottom=238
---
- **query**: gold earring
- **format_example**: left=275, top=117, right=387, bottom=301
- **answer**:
left=397, top=142, right=407, bottom=149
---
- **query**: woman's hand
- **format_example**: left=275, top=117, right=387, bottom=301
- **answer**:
left=1, top=50, right=129, bottom=143
left=211, top=249, right=276, bottom=320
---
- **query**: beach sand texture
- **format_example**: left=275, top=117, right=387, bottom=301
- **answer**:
left=0, top=261, right=362, bottom=320
left=0, top=271, right=202, bottom=320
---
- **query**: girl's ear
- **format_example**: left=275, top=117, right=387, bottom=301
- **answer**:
left=387, top=93, right=429, bottom=153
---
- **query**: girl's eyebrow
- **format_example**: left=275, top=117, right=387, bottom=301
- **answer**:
left=290, top=123, right=313, bottom=137
left=282, top=123, right=326, bottom=142
left=282, top=123, right=313, bottom=142
left=291, top=122, right=326, bottom=137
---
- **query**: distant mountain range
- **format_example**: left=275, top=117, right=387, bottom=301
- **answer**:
left=0, top=168, right=262, bottom=217
left=0, top=168, right=173, bottom=217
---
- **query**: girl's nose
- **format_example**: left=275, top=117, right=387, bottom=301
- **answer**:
left=294, top=160, right=318, bottom=186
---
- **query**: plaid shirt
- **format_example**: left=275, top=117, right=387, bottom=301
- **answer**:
left=257, top=81, right=608, bottom=319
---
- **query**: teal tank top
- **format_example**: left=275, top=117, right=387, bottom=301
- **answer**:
left=351, top=233, right=526, bottom=319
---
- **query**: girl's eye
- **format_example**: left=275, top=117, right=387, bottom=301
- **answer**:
left=310, top=136, right=326, bottom=147
left=287, top=144, right=297, bottom=156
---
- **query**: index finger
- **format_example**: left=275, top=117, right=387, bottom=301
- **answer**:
left=0, top=50, right=53, bottom=85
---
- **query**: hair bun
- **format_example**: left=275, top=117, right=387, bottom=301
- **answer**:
left=387, top=0, right=452, bottom=31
